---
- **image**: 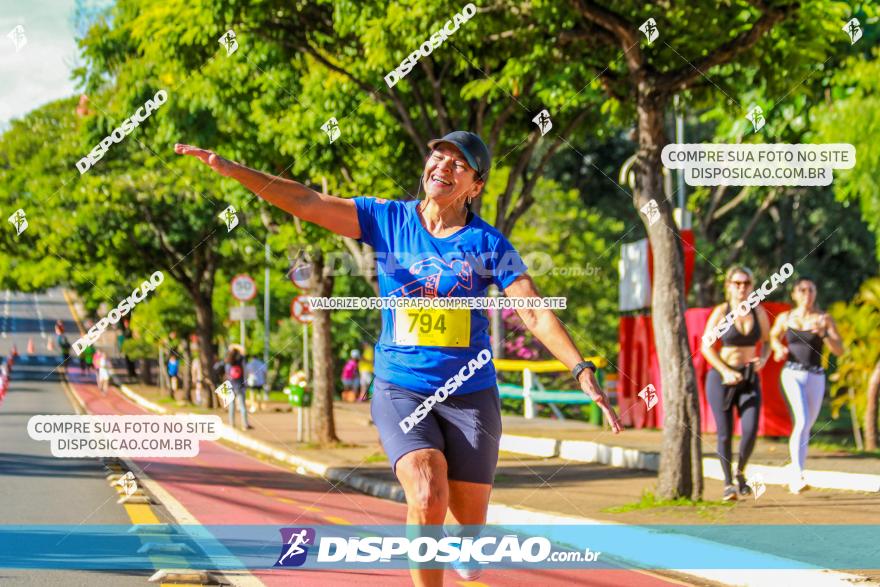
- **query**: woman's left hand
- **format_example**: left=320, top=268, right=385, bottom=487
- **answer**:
left=578, top=370, right=623, bottom=434
left=752, top=355, right=769, bottom=371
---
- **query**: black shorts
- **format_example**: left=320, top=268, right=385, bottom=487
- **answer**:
left=370, top=377, right=502, bottom=484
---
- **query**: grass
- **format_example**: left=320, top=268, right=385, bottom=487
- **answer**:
left=810, top=440, right=880, bottom=458
left=603, top=490, right=735, bottom=520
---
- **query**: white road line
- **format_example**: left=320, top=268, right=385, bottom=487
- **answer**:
left=34, top=292, right=47, bottom=339
left=1, top=290, right=9, bottom=338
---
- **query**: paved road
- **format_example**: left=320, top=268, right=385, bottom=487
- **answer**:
left=0, top=289, right=149, bottom=586
left=0, top=289, right=694, bottom=586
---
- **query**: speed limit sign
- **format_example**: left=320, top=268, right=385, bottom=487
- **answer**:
left=291, top=295, right=313, bottom=324
left=231, top=274, right=257, bottom=301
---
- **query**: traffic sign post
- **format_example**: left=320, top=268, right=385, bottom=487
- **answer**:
left=231, top=274, right=257, bottom=350
left=291, top=295, right=313, bottom=442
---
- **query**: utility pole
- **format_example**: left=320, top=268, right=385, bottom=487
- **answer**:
left=264, top=240, right=271, bottom=402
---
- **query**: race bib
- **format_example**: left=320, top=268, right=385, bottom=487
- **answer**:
left=394, top=308, right=470, bottom=347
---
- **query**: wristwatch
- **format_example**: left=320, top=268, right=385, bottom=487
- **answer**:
left=572, top=360, right=597, bottom=382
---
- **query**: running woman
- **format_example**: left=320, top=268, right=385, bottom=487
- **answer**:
left=769, top=277, right=843, bottom=493
left=701, top=266, right=771, bottom=501
left=176, top=131, right=622, bottom=586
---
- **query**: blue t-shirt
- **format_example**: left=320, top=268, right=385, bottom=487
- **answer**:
left=355, top=197, right=527, bottom=395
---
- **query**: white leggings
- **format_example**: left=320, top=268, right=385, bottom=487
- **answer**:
left=780, top=368, right=826, bottom=475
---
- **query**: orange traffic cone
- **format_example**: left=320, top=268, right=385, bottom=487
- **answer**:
left=27, top=337, right=35, bottom=354
left=47, top=337, right=55, bottom=352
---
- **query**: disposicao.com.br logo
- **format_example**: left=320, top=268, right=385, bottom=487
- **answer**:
left=269, top=525, right=606, bottom=569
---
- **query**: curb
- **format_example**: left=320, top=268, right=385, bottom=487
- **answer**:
left=117, top=383, right=406, bottom=503
left=501, top=433, right=880, bottom=493
left=111, top=382, right=877, bottom=586
left=59, top=373, right=260, bottom=587
left=485, top=503, right=878, bottom=587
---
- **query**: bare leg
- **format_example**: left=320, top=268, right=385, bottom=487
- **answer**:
left=446, top=480, right=492, bottom=527
left=395, top=449, right=449, bottom=587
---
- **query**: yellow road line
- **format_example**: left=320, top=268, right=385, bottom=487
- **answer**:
left=322, top=515, right=352, bottom=525
left=57, top=340, right=200, bottom=582
left=124, top=503, right=161, bottom=524
left=61, top=289, right=86, bottom=335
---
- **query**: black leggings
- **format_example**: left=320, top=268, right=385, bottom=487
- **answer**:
left=706, top=368, right=761, bottom=485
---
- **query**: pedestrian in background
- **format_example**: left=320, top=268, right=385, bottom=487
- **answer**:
left=225, top=348, right=251, bottom=429
left=770, top=277, right=845, bottom=493
left=54, top=320, right=71, bottom=363
left=358, top=343, right=374, bottom=401
left=82, top=344, right=96, bottom=374
left=95, top=350, right=111, bottom=395
left=167, top=354, right=180, bottom=396
left=245, top=354, right=267, bottom=412
left=191, top=351, right=204, bottom=406
left=341, top=350, right=360, bottom=402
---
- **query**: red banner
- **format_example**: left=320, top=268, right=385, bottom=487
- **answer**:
left=617, top=302, right=793, bottom=437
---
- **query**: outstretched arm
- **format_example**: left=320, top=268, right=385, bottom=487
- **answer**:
left=174, top=144, right=360, bottom=239
left=503, top=274, right=622, bottom=433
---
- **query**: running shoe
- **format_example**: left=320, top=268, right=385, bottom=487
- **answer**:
left=722, top=484, right=738, bottom=501
left=444, top=529, right=483, bottom=580
left=451, top=561, right=482, bottom=581
left=788, top=476, right=809, bottom=494
left=736, top=473, right=752, bottom=497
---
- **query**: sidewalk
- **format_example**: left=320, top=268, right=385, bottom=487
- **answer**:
left=120, top=370, right=880, bottom=490
left=92, top=365, right=880, bottom=586
left=113, top=363, right=880, bottom=505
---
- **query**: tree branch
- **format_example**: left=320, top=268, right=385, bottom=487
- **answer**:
left=713, top=185, right=752, bottom=221
left=409, top=79, right=438, bottom=140
left=655, top=5, right=796, bottom=94
left=504, top=109, right=591, bottom=230
left=724, top=188, right=777, bottom=266
left=496, top=131, right=540, bottom=233
left=293, top=42, right=426, bottom=151
left=421, top=58, right=452, bottom=135
left=570, top=0, right=645, bottom=72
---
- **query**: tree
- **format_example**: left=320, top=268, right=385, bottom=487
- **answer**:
left=106, top=0, right=616, bottom=442
left=562, top=0, right=854, bottom=498
left=829, top=278, right=880, bottom=451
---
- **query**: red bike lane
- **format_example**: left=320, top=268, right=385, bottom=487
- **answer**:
left=66, top=369, right=686, bottom=587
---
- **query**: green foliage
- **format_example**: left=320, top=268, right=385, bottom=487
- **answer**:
left=122, top=337, right=157, bottom=360
left=814, top=50, right=880, bottom=258
left=2, top=0, right=880, bottom=398
left=828, top=277, right=880, bottom=422
left=505, top=173, right=624, bottom=359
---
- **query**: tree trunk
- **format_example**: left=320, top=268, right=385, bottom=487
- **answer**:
left=194, top=292, right=217, bottom=409
left=635, top=89, right=703, bottom=500
left=182, top=338, right=193, bottom=404
left=138, top=359, right=153, bottom=385
left=865, top=359, right=880, bottom=451
left=310, top=254, right=339, bottom=444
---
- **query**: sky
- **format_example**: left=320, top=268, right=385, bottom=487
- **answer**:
left=0, top=0, right=81, bottom=130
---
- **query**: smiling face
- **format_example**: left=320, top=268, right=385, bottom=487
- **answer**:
left=422, top=143, right=484, bottom=205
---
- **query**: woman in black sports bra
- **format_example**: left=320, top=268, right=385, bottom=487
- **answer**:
left=701, top=266, right=771, bottom=501
left=769, top=277, right=843, bottom=493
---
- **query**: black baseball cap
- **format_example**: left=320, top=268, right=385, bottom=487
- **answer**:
left=427, top=131, right=491, bottom=182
